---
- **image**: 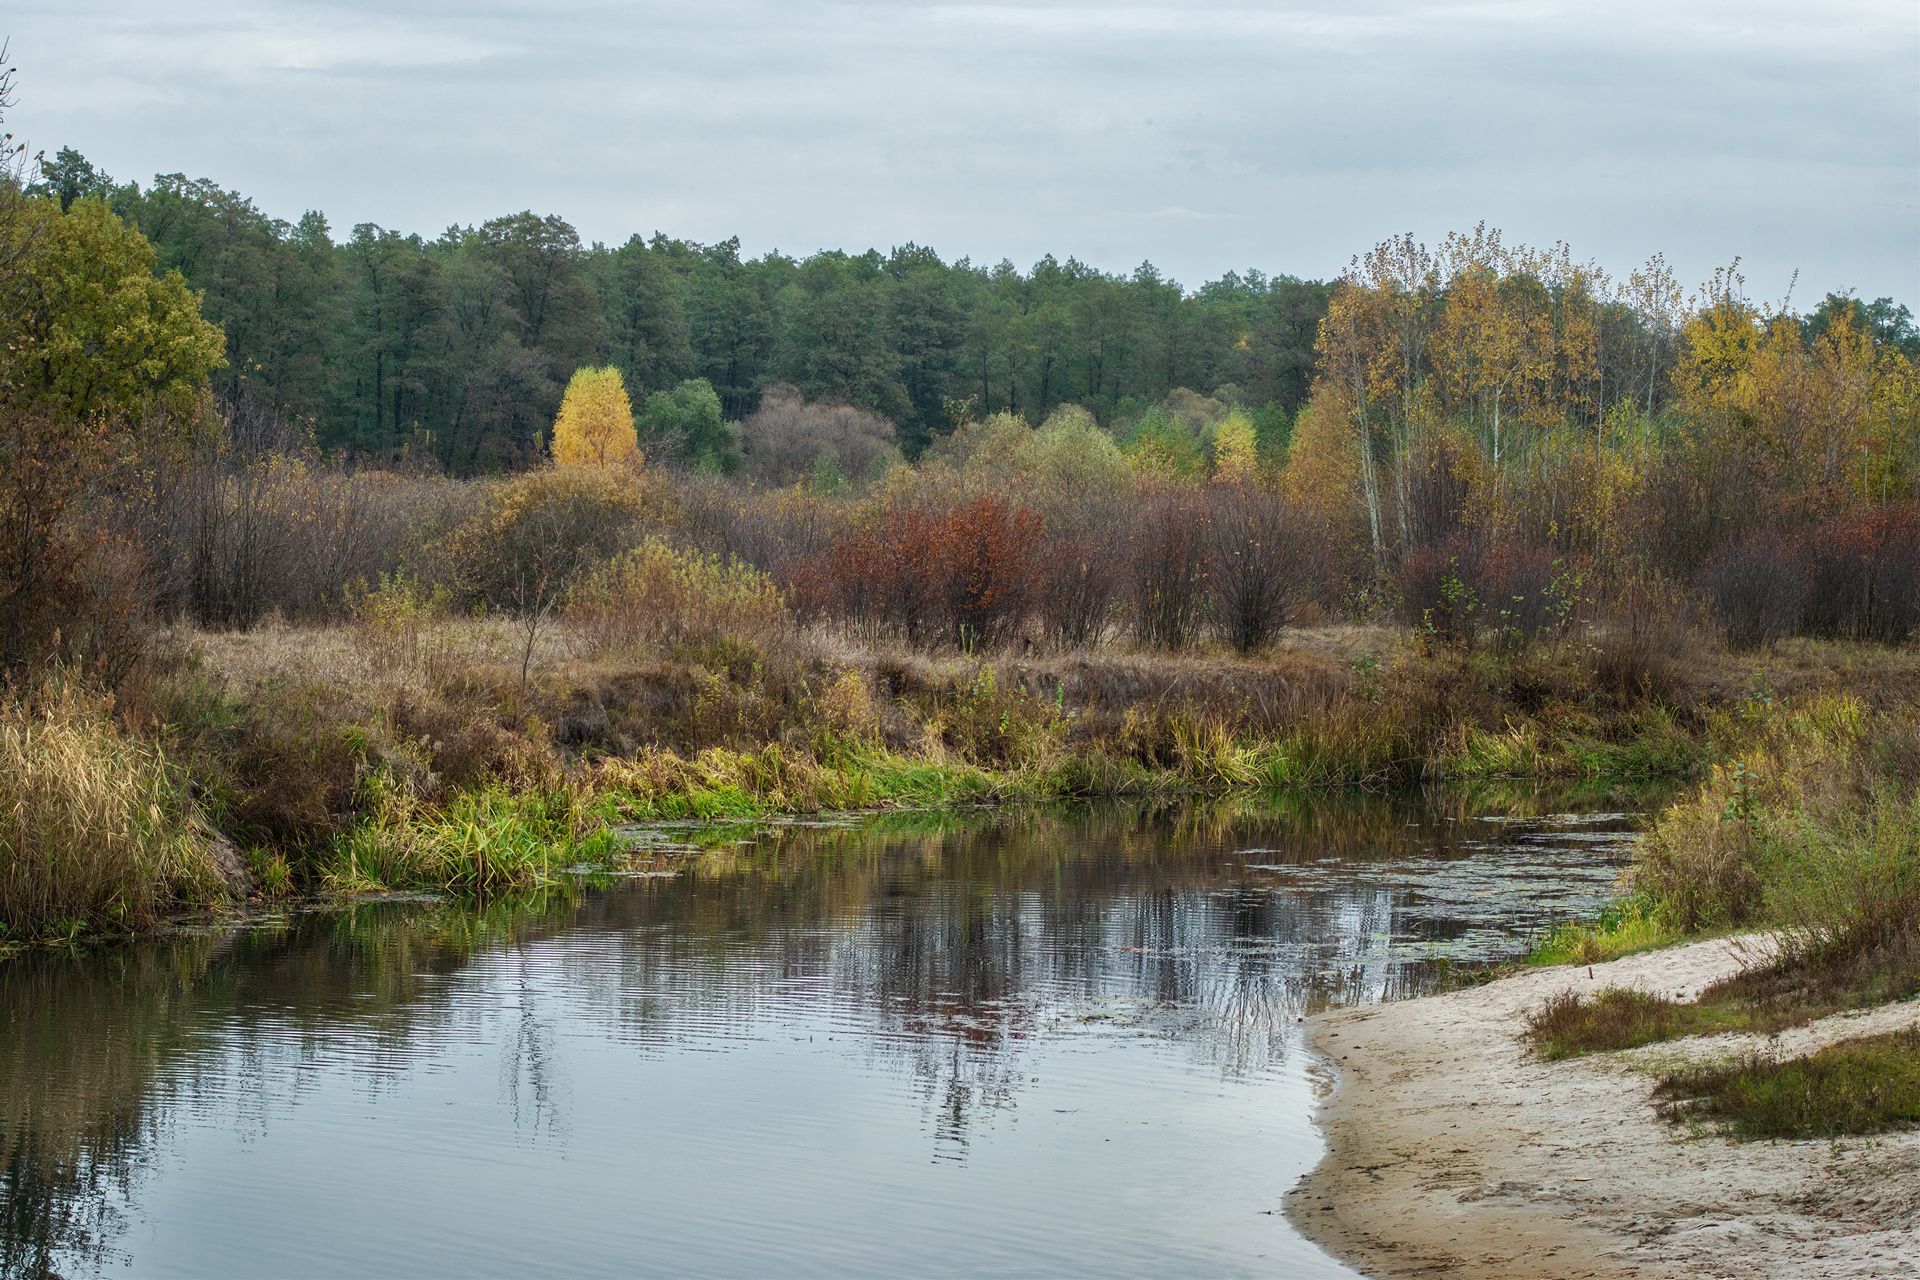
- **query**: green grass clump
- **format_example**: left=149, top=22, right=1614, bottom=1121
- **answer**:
left=1526, top=925, right=1920, bottom=1059
left=1654, top=1027, right=1920, bottom=1140
left=1528, top=895, right=1682, bottom=967
left=1, top=681, right=222, bottom=940
left=1531, top=696, right=1917, bottom=1013
left=328, top=786, right=598, bottom=896
left=1527, top=987, right=1685, bottom=1059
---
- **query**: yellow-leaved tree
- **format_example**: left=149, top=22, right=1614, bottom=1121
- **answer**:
left=551, top=366, right=639, bottom=467
left=1210, top=411, right=1259, bottom=485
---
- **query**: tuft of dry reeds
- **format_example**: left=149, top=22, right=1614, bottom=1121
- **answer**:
left=0, top=680, right=221, bottom=939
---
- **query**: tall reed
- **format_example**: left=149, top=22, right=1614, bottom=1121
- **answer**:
left=0, top=682, right=219, bottom=938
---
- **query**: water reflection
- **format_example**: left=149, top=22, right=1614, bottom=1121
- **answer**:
left=0, top=787, right=1648, bottom=1279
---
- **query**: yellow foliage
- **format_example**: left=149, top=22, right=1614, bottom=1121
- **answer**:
left=1280, top=386, right=1377, bottom=584
left=551, top=366, right=639, bottom=467
left=567, top=537, right=788, bottom=657
left=1674, top=302, right=1905, bottom=505
left=1210, top=410, right=1259, bottom=485
left=1866, top=348, right=1920, bottom=503
left=1671, top=298, right=1763, bottom=420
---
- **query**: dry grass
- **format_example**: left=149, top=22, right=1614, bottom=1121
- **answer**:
left=567, top=536, right=789, bottom=662
left=179, top=613, right=580, bottom=694
left=0, top=680, right=221, bottom=939
left=115, top=619, right=1906, bottom=913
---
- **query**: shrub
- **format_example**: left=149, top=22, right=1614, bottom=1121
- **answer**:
left=174, top=678, right=373, bottom=853
left=1034, top=522, right=1121, bottom=650
left=797, top=496, right=1040, bottom=649
left=1476, top=539, right=1562, bottom=650
left=1128, top=486, right=1210, bottom=650
left=739, top=385, right=898, bottom=489
left=1400, top=433, right=1474, bottom=551
left=934, top=495, right=1043, bottom=649
left=441, top=464, right=664, bottom=613
left=1588, top=571, right=1692, bottom=703
left=1632, top=693, right=1917, bottom=948
left=1634, top=762, right=1768, bottom=930
left=133, top=422, right=480, bottom=631
left=1396, top=537, right=1478, bottom=649
left=678, top=477, right=853, bottom=582
left=1205, top=484, right=1317, bottom=653
left=0, top=680, right=220, bottom=937
left=0, top=396, right=113, bottom=672
left=567, top=538, right=789, bottom=659
left=1121, top=409, right=1208, bottom=481
left=1016, top=406, right=1133, bottom=515
left=1700, top=529, right=1806, bottom=649
left=1798, top=503, right=1920, bottom=643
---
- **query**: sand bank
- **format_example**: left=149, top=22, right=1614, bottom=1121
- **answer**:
left=1289, top=938, right=1920, bottom=1278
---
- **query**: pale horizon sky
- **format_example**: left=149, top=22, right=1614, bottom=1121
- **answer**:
left=7, top=0, right=1918, bottom=305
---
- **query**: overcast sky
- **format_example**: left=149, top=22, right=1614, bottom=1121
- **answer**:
left=7, top=0, right=1917, bottom=303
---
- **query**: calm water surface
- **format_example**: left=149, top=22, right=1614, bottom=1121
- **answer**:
left=0, top=790, right=1648, bottom=1278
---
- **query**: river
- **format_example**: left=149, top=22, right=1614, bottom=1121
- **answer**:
left=0, top=788, right=1648, bottom=1278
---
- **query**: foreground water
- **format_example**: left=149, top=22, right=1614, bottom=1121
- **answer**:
left=0, top=789, right=1649, bottom=1278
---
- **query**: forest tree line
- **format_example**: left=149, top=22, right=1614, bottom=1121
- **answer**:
left=5, top=118, right=1920, bottom=676
left=31, top=147, right=1335, bottom=469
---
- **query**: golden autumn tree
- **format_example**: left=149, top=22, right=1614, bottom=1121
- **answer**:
left=1865, top=346, right=1919, bottom=504
left=1210, top=410, right=1260, bottom=485
left=551, top=366, right=639, bottom=467
left=1432, top=227, right=1555, bottom=469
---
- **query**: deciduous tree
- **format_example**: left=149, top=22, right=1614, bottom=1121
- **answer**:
left=551, top=365, right=638, bottom=467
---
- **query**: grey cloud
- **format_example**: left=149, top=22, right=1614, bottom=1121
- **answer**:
left=6, top=0, right=1915, bottom=300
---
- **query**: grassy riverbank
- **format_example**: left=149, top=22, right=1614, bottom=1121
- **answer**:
left=4, top=620, right=1914, bottom=948
left=1523, top=683, right=1920, bottom=1137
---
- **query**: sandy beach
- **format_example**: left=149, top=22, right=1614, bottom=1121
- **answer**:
left=1288, top=938, right=1920, bottom=1279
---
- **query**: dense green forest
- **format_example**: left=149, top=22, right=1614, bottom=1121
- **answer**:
left=32, top=145, right=1919, bottom=484
left=31, top=146, right=1335, bottom=467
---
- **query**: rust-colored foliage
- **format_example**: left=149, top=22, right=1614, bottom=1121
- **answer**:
left=797, top=495, right=1041, bottom=649
left=1798, top=503, right=1920, bottom=643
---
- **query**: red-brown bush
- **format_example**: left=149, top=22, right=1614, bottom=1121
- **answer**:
left=1396, top=535, right=1479, bottom=648
left=1476, top=539, right=1563, bottom=649
left=1034, top=524, right=1121, bottom=650
left=1400, top=434, right=1473, bottom=551
left=796, top=495, right=1041, bottom=649
left=1798, top=504, right=1920, bottom=643
left=1205, top=483, right=1318, bottom=654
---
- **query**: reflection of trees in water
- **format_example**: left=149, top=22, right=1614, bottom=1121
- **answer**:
left=0, top=1110, right=139, bottom=1278
left=0, top=790, right=1643, bottom=1270
left=0, top=900, right=580, bottom=1278
left=542, top=793, right=1635, bottom=1126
